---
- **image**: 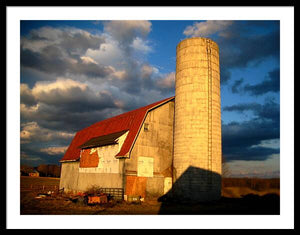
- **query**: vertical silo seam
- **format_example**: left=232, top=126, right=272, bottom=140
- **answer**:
left=206, top=39, right=213, bottom=186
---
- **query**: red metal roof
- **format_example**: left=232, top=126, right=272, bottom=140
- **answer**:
left=60, top=96, right=174, bottom=162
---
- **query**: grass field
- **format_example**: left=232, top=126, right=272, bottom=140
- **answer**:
left=20, top=176, right=280, bottom=215
left=222, top=177, right=280, bottom=198
left=21, top=176, right=60, bottom=187
left=21, top=176, right=60, bottom=192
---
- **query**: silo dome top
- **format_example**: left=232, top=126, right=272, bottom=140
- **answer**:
left=176, top=37, right=219, bottom=51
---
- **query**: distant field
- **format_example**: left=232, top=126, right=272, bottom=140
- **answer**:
left=222, top=177, right=280, bottom=190
left=222, top=177, right=280, bottom=198
left=21, top=176, right=60, bottom=191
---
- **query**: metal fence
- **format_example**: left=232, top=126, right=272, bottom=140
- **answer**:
left=21, top=184, right=59, bottom=192
left=99, top=188, right=124, bottom=201
left=21, top=185, right=124, bottom=201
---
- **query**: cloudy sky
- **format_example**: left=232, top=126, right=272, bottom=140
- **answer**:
left=20, top=20, right=280, bottom=178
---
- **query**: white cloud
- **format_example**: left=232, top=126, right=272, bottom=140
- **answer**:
left=85, top=38, right=125, bottom=68
left=103, top=20, right=152, bottom=43
left=22, top=26, right=105, bottom=54
left=20, top=103, right=39, bottom=117
left=20, top=152, right=42, bottom=161
left=32, top=78, right=87, bottom=95
left=156, top=72, right=175, bottom=89
left=40, top=146, right=68, bottom=155
left=20, top=78, right=123, bottom=133
left=252, top=139, right=280, bottom=149
left=80, top=56, right=98, bottom=65
left=21, top=26, right=111, bottom=79
left=141, top=64, right=155, bottom=79
left=21, top=27, right=62, bottom=52
left=20, top=83, right=37, bottom=105
left=183, top=20, right=234, bottom=37
left=111, top=69, right=127, bottom=80
left=130, top=37, right=151, bottom=53
left=20, top=122, right=74, bottom=143
left=226, top=154, right=280, bottom=178
left=21, top=78, right=118, bottom=115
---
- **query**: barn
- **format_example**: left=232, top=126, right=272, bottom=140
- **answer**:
left=60, top=37, right=222, bottom=202
left=28, top=170, right=39, bottom=177
left=60, top=97, right=175, bottom=199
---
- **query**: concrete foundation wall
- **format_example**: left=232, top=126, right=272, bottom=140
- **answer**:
left=76, top=172, right=123, bottom=191
left=125, top=101, right=174, bottom=198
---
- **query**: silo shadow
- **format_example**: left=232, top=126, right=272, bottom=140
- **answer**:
left=157, top=166, right=280, bottom=215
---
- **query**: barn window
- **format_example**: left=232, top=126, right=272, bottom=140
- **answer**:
left=144, top=123, right=149, bottom=131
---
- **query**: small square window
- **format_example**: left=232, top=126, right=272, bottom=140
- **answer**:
left=144, top=123, right=149, bottom=131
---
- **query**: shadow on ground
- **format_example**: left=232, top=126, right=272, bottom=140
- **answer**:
left=158, top=193, right=280, bottom=215
left=158, top=166, right=279, bottom=215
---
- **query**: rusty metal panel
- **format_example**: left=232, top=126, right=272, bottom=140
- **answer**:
left=88, top=195, right=107, bottom=204
left=79, top=148, right=99, bottom=168
left=125, top=175, right=147, bottom=198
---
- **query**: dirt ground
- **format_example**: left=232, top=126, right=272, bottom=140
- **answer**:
left=20, top=176, right=280, bottom=215
left=21, top=189, right=280, bottom=215
left=21, top=191, right=163, bottom=215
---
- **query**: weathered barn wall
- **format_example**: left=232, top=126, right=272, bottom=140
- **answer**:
left=60, top=160, right=125, bottom=192
left=59, top=133, right=128, bottom=192
left=76, top=171, right=124, bottom=191
left=173, top=37, right=222, bottom=201
left=77, top=142, right=126, bottom=191
left=79, top=145, right=121, bottom=173
left=59, top=161, right=80, bottom=192
left=125, top=101, right=174, bottom=198
left=79, top=131, right=128, bottom=171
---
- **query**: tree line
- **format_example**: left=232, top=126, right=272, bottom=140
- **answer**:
left=21, top=164, right=61, bottom=178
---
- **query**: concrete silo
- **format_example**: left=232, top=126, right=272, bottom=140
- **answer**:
left=172, top=37, right=222, bottom=201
